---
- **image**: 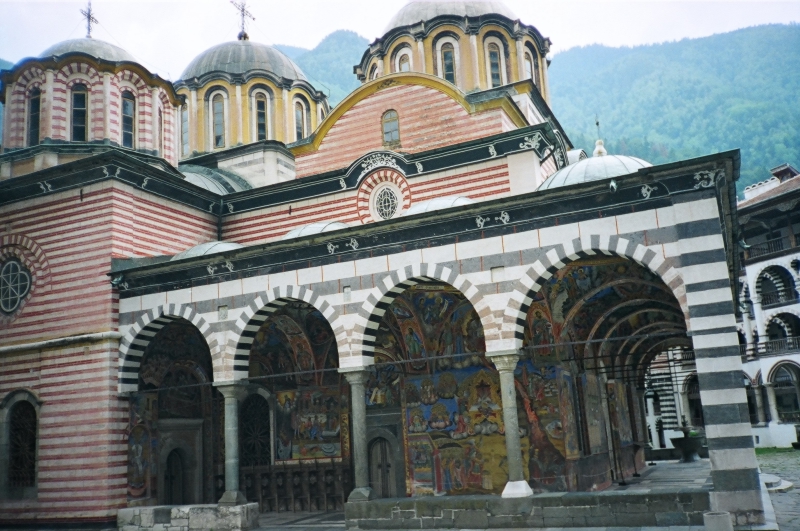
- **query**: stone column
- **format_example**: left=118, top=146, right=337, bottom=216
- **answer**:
left=190, top=89, right=198, bottom=153
left=343, top=369, right=373, bottom=502
left=515, top=38, right=526, bottom=81
left=150, top=87, right=160, bottom=154
left=469, top=32, right=480, bottom=90
left=646, top=395, right=661, bottom=448
left=489, top=351, right=533, bottom=498
left=43, top=69, right=55, bottom=141
left=416, top=38, right=426, bottom=74
left=753, top=385, right=767, bottom=425
left=215, top=382, right=247, bottom=506
left=680, top=391, right=692, bottom=426
left=235, top=84, right=243, bottom=145
left=764, top=383, right=781, bottom=423
left=102, top=72, right=111, bottom=142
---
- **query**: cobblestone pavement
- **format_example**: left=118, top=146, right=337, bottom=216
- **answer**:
left=758, top=450, right=800, bottom=530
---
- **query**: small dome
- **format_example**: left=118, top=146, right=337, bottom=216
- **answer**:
left=538, top=142, right=651, bottom=191
left=171, top=241, right=244, bottom=261
left=179, top=41, right=307, bottom=82
left=402, top=196, right=474, bottom=216
left=385, top=0, right=517, bottom=33
left=179, top=165, right=252, bottom=195
left=281, top=222, right=350, bottom=240
left=39, top=38, right=136, bottom=63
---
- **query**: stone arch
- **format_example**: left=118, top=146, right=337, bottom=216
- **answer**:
left=764, top=310, right=800, bottom=337
left=118, top=304, right=215, bottom=394
left=498, top=235, right=688, bottom=351
left=767, top=360, right=800, bottom=383
left=228, top=286, right=341, bottom=381
left=357, top=262, right=491, bottom=357
left=754, top=264, right=797, bottom=298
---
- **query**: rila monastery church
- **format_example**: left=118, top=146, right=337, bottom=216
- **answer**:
left=0, top=1, right=798, bottom=530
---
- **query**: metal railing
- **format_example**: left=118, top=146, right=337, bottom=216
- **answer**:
left=740, top=336, right=800, bottom=360
left=760, top=289, right=800, bottom=309
left=746, top=236, right=793, bottom=260
left=778, top=410, right=800, bottom=423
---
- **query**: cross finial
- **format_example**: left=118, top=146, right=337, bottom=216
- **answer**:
left=595, top=114, right=601, bottom=139
left=230, top=0, right=255, bottom=41
left=80, top=1, right=99, bottom=39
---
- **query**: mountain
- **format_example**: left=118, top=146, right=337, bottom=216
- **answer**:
left=548, top=24, right=800, bottom=193
left=0, top=58, right=13, bottom=147
left=276, top=30, right=369, bottom=106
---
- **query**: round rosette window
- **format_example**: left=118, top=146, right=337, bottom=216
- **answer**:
left=357, top=168, right=411, bottom=224
left=1, top=259, right=32, bottom=314
left=373, top=184, right=400, bottom=220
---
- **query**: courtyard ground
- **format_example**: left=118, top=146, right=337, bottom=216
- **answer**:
left=757, top=448, right=800, bottom=530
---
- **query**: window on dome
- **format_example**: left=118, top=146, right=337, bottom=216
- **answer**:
left=181, top=105, right=189, bottom=156
left=212, top=94, right=225, bottom=148
left=382, top=110, right=400, bottom=145
left=524, top=52, right=534, bottom=82
left=294, top=101, right=305, bottom=141
left=369, top=64, right=379, bottom=80
left=256, top=93, right=268, bottom=141
left=398, top=51, right=411, bottom=72
left=488, top=43, right=502, bottom=88
left=71, top=84, right=87, bottom=142
left=441, top=43, right=456, bottom=84
left=27, top=89, right=40, bottom=147
left=121, top=91, right=135, bottom=149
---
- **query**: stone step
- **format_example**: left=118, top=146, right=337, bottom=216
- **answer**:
left=761, top=473, right=794, bottom=492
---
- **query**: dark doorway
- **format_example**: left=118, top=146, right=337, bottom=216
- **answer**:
left=369, top=438, right=395, bottom=498
left=165, top=449, right=185, bottom=505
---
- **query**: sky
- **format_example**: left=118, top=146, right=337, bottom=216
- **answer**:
left=0, top=0, right=799, bottom=81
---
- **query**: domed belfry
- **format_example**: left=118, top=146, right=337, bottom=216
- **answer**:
left=0, top=1, right=768, bottom=529
left=354, top=0, right=551, bottom=102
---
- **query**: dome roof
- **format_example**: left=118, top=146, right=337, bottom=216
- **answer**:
left=171, top=241, right=245, bottom=262
left=281, top=222, right=350, bottom=240
left=403, top=196, right=474, bottom=216
left=538, top=142, right=651, bottom=191
left=385, top=0, right=517, bottom=33
left=179, top=164, right=252, bottom=195
left=180, top=40, right=307, bottom=82
left=39, top=38, right=136, bottom=63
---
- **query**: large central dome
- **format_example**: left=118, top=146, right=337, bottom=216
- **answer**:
left=385, top=0, right=517, bottom=33
left=179, top=40, right=307, bottom=82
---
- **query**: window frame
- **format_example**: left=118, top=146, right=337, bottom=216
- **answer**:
left=381, top=109, right=400, bottom=146
left=394, top=46, right=413, bottom=73
left=121, top=90, right=136, bottom=149
left=253, top=91, right=270, bottom=142
left=71, top=84, right=88, bottom=142
left=293, top=98, right=308, bottom=142
left=369, top=181, right=402, bottom=221
left=1, top=390, right=41, bottom=500
left=483, top=36, right=507, bottom=88
left=0, top=259, right=32, bottom=315
left=211, top=93, right=226, bottom=149
left=440, top=42, right=457, bottom=85
left=27, top=88, right=41, bottom=147
left=524, top=51, right=534, bottom=82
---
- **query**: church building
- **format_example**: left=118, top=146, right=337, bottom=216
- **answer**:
left=0, top=1, right=769, bottom=529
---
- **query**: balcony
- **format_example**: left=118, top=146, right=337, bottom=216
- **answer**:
left=760, top=289, right=800, bottom=309
left=778, top=410, right=800, bottom=423
left=740, top=336, right=800, bottom=360
left=745, top=235, right=797, bottom=261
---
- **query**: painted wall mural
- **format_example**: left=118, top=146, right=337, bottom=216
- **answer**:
left=248, top=301, right=347, bottom=463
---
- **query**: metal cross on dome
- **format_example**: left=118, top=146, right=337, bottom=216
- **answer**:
left=230, top=0, right=255, bottom=40
left=80, top=1, right=99, bottom=39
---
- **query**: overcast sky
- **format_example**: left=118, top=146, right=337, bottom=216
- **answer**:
left=1, top=0, right=798, bottom=80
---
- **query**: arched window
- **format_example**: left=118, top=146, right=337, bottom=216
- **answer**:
left=27, top=89, right=41, bottom=147
left=382, top=110, right=400, bottom=145
left=524, top=52, right=534, bottom=82
left=399, top=54, right=410, bottom=72
left=488, top=43, right=502, bottom=87
left=441, top=43, right=456, bottom=84
left=71, top=84, right=88, bottom=142
left=180, top=105, right=189, bottom=156
left=294, top=101, right=305, bottom=141
left=212, top=94, right=225, bottom=148
left=255, top=93, right=268, bottom=141
left=121, top=91, right=135, bottom=149
left=773, top=365, right=800, bottom=422
left=8, top=400, right=37, bottom=490
left=394, top=47, right=412, bottom=73
left=369, top=64, right=379, bottom=80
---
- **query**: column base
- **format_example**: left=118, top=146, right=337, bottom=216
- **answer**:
left=348, top=487, right=375, bottom=503
left=501, top=480, right=533, bottom=498
left=218, top=490, right=248, bottom=506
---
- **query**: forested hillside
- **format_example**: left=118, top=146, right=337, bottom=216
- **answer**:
left=549, top=24, right=800, bottom=191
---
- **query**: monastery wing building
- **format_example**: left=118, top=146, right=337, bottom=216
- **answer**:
left=0, top=1, right=776, bottom=530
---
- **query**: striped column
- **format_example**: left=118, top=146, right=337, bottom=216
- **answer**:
left=678, top=226, right=764, bottom=525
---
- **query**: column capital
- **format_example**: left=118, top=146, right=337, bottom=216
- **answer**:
left=342, top=368, right=370, bottom=386
left=487, top=350, right=521, bottom=373
left=213, top=381, right=248, bottom=401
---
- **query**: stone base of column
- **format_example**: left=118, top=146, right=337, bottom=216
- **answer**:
left=218, top=490, right=248, bottom=506
left=501, top=480, right=533, bottom=498
left=348, top=487, right=375, bottom=502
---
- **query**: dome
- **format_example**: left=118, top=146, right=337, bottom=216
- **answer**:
left=170, top=241, right=244, bottom=261
left=402, top=196, right=474, bottom=216
left=180, top=41, right=307, bottom=82
left=537, top=140, right=652, bottom=191
left=385, top=0, right=517, bottom=33
left=281, top=222, right=350, bottom=240
left=179, top=165, right=252, bottom=195
left=39, top=38, right=136, bottom=63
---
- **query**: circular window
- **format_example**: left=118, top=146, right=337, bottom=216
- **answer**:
left=373, top=186, right=399, bottom=220
left=1, top=260, right=31, bottom=314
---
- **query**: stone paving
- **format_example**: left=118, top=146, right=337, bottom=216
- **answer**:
left=757, top=449, right=800, bottom=531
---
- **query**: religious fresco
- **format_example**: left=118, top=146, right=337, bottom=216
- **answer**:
left=248, top=301, right=347, bottom=462
left=127, top=320, right=222, bottom=504
left=581, top=372, right=607, bottom=454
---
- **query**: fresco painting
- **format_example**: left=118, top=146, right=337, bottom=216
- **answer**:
left=582, top=372, right=607, bottom=454
left=275, top=386, right=343, bottom=460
